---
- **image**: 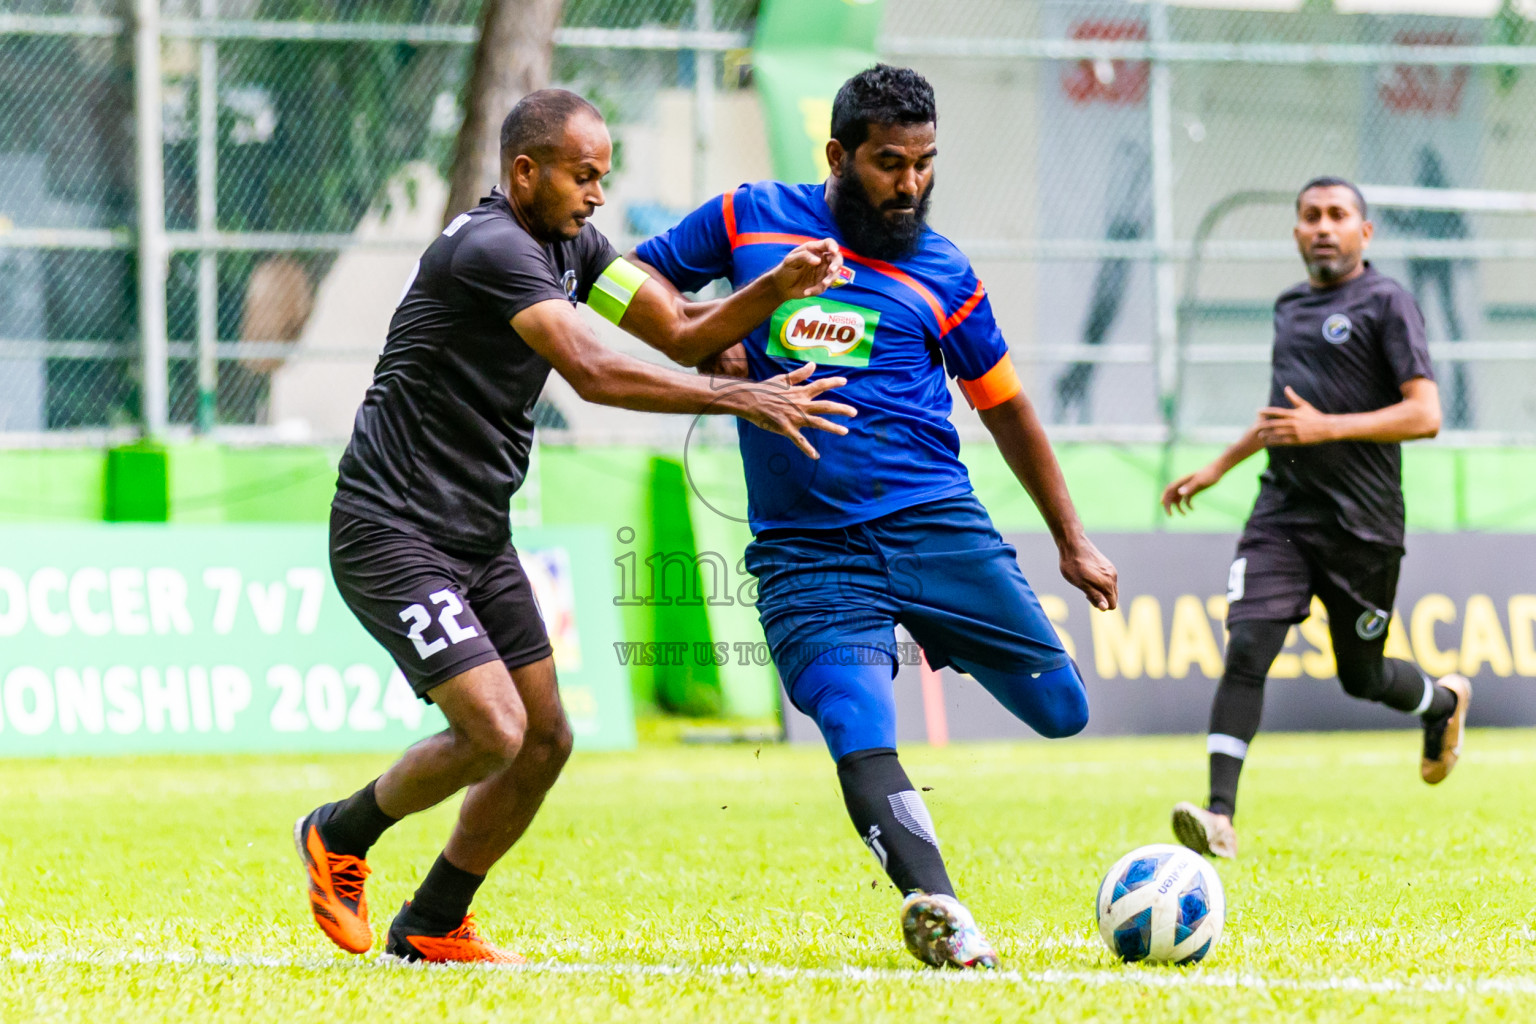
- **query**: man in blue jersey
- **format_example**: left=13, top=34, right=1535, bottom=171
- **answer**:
left=628, top=65, right=1118, bottom=969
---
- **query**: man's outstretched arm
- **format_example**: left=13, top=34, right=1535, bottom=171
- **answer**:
left=605, top=241, right=839, bottom=367
left=1160, top=423, right=1266, bottom=516
left=511, top=299, right=854, bottom=459
left=1161, top=377, right=1439, bottom=516
left=978, top=390, right=1118, bottom=611
left=625, top=253, right=751, bottom=378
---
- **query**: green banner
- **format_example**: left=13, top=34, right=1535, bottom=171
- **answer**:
left=753, top=0, right=886, bottom=183
left=0, top=524, right=634, bottom=756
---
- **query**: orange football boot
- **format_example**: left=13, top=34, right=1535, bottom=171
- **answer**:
left=385, top=902, right=526, bottom=964
left=294, top=806, right=373, bottom=953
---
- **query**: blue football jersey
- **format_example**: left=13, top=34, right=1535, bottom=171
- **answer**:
left=635, top=180, right=1020, bottom=533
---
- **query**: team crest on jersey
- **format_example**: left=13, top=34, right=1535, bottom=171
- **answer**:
left=830, top=265, right=855, bottom=288
left=767, top=296, right=879, bottom=367
left=561, top=269, right=579, bottom=304
left=1322, top=313, right=1352, bottom=344
left=1356, top=608, right=1389, bottom=641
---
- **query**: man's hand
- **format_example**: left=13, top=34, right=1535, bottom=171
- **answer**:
left=771, top=239, right=843, bottom=301
left=723, top=362, right=857, bottom=459
left=1257, top=386, right=1335, bottom=446
left=1060, top=535, right=1118, bottom=611
left=1161, top=465, right=1222, bottom=516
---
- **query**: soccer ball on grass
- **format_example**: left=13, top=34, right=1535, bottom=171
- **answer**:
left=1095, top=843, right=1224, bottom=964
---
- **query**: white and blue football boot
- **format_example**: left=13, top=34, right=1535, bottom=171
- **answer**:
left=899, top=892, right=1000, bottom=970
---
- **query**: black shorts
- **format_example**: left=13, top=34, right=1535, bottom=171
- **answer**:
left=1225, top=518, right=1400, bottom=640
left=330, top=508, right=552, bottom=700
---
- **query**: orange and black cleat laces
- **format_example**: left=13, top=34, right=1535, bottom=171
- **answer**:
left=386, top=903, right=526, bottom=964
left=294, top=807, right=374, bottom=954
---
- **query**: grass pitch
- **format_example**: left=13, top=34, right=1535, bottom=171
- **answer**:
left=2, top=729, right=1533, bottom=1023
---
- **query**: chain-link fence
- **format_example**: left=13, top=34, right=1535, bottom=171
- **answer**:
left=2, top=0, right=1535, bottom=448
left=0, top=0, right=754, bottom=444
left=887, top=0, right=1536, bottom=446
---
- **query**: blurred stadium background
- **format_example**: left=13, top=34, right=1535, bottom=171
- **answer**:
left=2, top=0, right=1535, bottom=746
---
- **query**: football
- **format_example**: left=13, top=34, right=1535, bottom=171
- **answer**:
left=1096, top=844, right=1225, bottom=964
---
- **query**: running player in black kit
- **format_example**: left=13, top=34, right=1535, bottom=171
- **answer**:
left=1163, top=177, right=1471, bottom=860
left=293, top=89, right=855, bottom=962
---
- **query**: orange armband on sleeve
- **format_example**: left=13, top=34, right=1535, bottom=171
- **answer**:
left=958, top=353, right=1022, bottom=410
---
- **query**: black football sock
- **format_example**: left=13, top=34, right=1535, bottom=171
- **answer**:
left=318, top=779, right=399, bottom=858
left=836, top=748, right=954, bottom=898
left=1387, top=659, right=1457, bottom=720
left=1334, top=646, right=1457, bottom=718
left=1421, top=681, right=1458, bottom=722
left=1207, top=619, right=1289, bottom=820
left=408, top=853, right=486, bottom=931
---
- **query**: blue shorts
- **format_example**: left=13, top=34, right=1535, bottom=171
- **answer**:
left=743, top=494, right=1072, bottom=692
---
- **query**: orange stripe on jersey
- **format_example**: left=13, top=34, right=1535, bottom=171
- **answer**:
left=839, top=251, right=947, bottom=335
left=733, top=231, right=817, bottom=247
left=721, top=191, right=738, bottom=246
left=726, top=225, right=984, bottom=342
left=942, top=280, right=986, bottom=336
left=959, top=353, right=1022, bottom=411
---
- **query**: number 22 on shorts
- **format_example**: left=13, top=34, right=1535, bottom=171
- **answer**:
left=399, top=589, right=479, bottom=660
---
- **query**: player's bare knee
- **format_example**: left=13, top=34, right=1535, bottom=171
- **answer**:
left=458, top=706, right=527, bottom=776
left=483, top=712, right=528, bottom=769
left=520, top=717, right=574, bottom=787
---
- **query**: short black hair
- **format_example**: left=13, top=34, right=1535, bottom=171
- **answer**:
left=830, top=64, right=936, bottom=153
left=500, top=89, right=602, bottom=164
left=1297, top=176, right=1368, bottom=219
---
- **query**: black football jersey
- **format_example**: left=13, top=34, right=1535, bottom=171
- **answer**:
left=1250, top=263, right=1434, bottom=549
left=334, top=189, right=618, bottom=552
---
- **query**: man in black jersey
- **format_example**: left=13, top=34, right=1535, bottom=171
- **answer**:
left=1163, top=177, right=1471, bottom=860
left=294, top=89, right=857, bottom=962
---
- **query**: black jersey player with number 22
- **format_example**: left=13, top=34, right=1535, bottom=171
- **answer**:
left=294, top=89, right=855, bottom=963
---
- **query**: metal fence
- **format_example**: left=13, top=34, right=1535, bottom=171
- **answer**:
left=0, top=0, right=753, bottom=445
left=2, top=0, right=1535, bottom=450
left=888, top=0, right=1536, bottom=447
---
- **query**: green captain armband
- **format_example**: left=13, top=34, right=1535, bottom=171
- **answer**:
left=588, top=257, right=650, bottom=326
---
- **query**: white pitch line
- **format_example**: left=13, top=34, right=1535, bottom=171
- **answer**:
left=6, top=949, right=1536, bottom=996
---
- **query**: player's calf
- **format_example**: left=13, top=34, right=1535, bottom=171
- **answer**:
left=837, top=748, right=954, bottom=897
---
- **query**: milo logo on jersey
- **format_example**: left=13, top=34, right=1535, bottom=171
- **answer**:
left=768, top=297, right=880, bottom=367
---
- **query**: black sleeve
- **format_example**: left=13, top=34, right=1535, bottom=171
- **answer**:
left=574, top=224, right=622, bottom=303
left=1378, top=286, right=1435, bottom=385
left=450, top=222, right=569, bottom=323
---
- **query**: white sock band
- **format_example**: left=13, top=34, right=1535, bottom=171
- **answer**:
left=1207, top=733, right=1249, bottom=760
left=1412, top=672, right=1436, bottom=717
